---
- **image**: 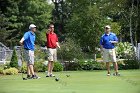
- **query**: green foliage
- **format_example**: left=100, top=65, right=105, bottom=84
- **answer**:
left=0, top=67, right=4, bottom=74
left=58, top=38, right=84, bottom=60
left=110, top=22, right=121, bottom=35
left=0, top=0, right=140, bottom=47
left=35, top=45, right=47, bottom=62
left=64, top=0, right=140, bottom=52
left=64, top=60, right=106, bottom=71
left=10, top=49, right=18, bottom=68
left=116, top=42, right=135, bottom=59
left=34, top=46, right=48, bottom=72
left=65, top=0, right=115, bottom=53
left=3, top=68, right=18, bottom=75
left=123, top=59, right=139, bottom=69
left=118, top=60, right=140, bottom=70
left=80, top=61, right=94, bottom=70
left=0, top=13, right=10, bottom=43
left=0, top=0, right=52, bottom=46
left=34, top=62, right=47, bottom=72
left=79, top=61, right=106, bottom=70
left=4, top=63, right=11, bottom=69
left=53, top=62, right=64, bottom=72
left=19, top=62, right=27, bottom=73
left=96, top=53, right=102, bottom=58
left=92, top=61, right=106, bottom=70
left=65, top=61, right=79, bottom=71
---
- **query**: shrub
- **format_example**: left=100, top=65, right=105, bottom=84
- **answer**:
left=96, top=53, right=102, bottom=58
left=116, top=42, right=135, bottom=59
left=64, top=60, right=106, bottom=71
left=10, top=49, right=18, bottom=68
left=0, top=67, right=4, bottom=74
left=92, top=61, right=106, bottom=70
left=53, top=62, right=64, bottom=72
left=123, top=59, right=139, bottom=69
left=79, top=61, right=93, bottom=70
left=80, top=61, right=106, bottom=70
left=21, top=65, right=27, bottom=73
left=18, top=62, right=27, bottom=73
left=118, top=59, right=140, bottom=70
left=4, top=63, right=11, bottom=69
left=34, top=46, right=48, bottom=72
left=57, top=38, right=84, bottom=61
left=64, top=61, right=81, bottom=71
left=3, top=68, right=18, bottom=75
left=19, top=61, right=48, bottom=73
left=34, top=62, right=47, bottom=72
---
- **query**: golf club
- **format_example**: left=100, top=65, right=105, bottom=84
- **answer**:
left=19, top=46, right=27, bottom=80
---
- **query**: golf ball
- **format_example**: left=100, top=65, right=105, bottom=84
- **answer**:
left=55, top=78, right=59, bottom=81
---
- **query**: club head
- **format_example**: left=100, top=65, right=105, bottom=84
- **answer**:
left=66, top=75, right=70, bottom=77
left=23, top=78, right=27, bottom=80
left=55, top=78, right=59, bottom=81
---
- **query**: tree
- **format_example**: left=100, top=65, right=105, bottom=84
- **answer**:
left=101, top=0, right=140, bottom=44
left=0, top=0, right=52, bottom=47
left=10, top=49, right=18, bottom=68
left=0, top=13, right=10, bottom=43
left=64, top=0, right=113, bottom=53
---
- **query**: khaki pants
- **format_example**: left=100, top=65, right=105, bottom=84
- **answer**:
left=103, top=48, right=117, bottom=62
left=48, top=48, right=57, bottom=62
left=24, top=49, right=34, bottom=65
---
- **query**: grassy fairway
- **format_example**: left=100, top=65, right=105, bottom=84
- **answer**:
left=0, top=70, right=140, bottom=93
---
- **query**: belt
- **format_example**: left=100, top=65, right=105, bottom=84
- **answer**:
left=24, top=48, right=30, bottom=50
left=47, top=47, right=56, bottom=49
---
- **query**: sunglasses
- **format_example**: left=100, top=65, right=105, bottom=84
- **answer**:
left=105, top=27, right=110, bottom=29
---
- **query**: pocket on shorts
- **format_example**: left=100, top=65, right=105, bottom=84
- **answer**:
left=28, top=50, right=34, bottom=64
left=29, top=50, right=34, bottom=57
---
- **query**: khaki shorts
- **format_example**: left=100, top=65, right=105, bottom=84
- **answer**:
left=48, top=48, right=57, bottom=62
left=23, top=49, right=34, bottom=65
left=103, top=48, right=117, bottom=62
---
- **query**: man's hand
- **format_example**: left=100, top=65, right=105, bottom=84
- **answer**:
left=19, top=42, right=23, bottom=46
left=46, top=29, right=51, bottom=34
left=100, top=45, right=104, bottom=52
left=109, top=41, right=118, bottom=44
left=58, top=45, right=60, bottom=49
left=101, top=48, right=104, bottom=53
left=56, top=42, right=60, bottom=49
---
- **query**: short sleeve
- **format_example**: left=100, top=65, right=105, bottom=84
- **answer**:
left=23, top=32, right=29, bottom=40
left=46, top=33, right=48, bottom=38
left=100, top=36, right=103, bottom=45
left=56, top=34, right=58, bottom=42
left=114, top=34, right=118, bottom=41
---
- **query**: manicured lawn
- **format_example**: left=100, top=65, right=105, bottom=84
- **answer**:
left=0, top=70, right=140, bottom=93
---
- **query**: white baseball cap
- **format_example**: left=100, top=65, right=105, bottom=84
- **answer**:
left=29, top=24, right=36, bottom=29
left=105, top=25, right=111, bottom=29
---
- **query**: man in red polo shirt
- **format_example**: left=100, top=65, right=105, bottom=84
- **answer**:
left=46, top=24, right=60, bottom=77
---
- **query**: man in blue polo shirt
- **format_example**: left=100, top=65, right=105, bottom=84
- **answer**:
left=100, top=25, right=120, bottom=76
left=20, top=24, right=40, bottom=79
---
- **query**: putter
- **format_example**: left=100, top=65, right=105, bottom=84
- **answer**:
left=20, top=46, right=27, bottom=80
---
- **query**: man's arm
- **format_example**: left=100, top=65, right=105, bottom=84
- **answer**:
left=100, top=37, right=104, bottom=51
left=109, top=34, right=118, bottom=44
left=46, top=29, right=51, bottom=34
left=56, top=42, right=60, bottom=48
left=100, top=45, right=104, bottom=52
left=19, top=32, right=29, bottom=45
left=19, top=37, right=24, bottom=45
